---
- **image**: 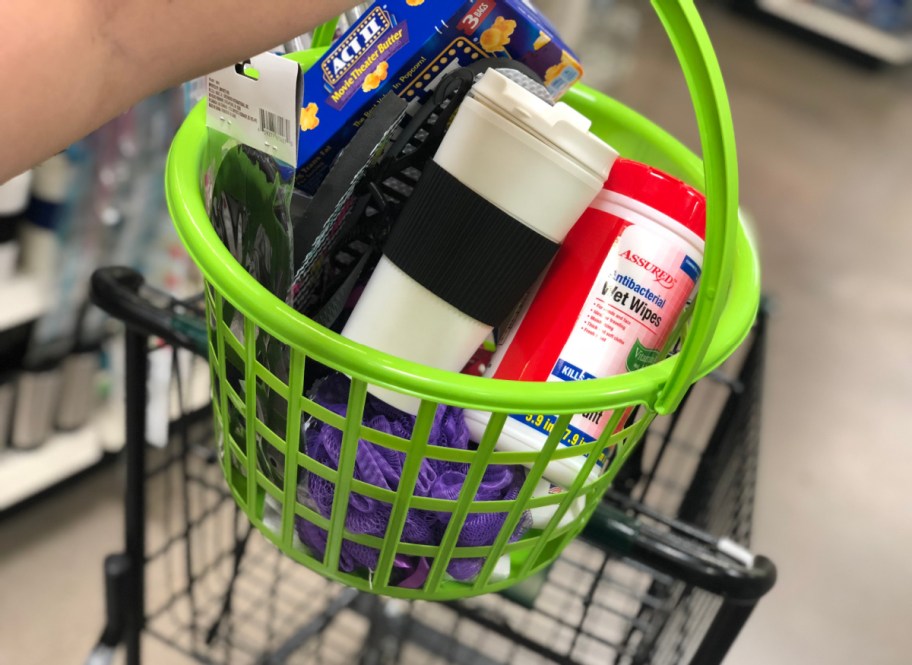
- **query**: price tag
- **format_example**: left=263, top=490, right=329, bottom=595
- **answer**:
left=206, top=53, right=302, bottom=166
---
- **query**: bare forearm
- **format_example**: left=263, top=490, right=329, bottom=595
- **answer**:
left=0, top=0, right=356, bottom=180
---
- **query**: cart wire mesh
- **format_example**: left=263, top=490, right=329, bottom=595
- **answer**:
left=134, top=304, right=770, bottom=665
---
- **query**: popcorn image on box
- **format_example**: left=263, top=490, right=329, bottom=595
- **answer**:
left=295, top=0, right=584, bottom=193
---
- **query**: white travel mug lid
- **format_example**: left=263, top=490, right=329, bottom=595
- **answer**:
left=0, top=171, right=33, bottom=216
left=470, top=69, right=617, bottom=181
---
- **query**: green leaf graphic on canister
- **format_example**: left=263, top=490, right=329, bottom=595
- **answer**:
left=626, top=339, right=660, bottom=372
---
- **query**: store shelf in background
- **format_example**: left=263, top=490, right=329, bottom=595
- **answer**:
left=97, top=355, right=212, bottom=453
left=0, top=275, right=52, bottom=332
left=0, top=424, right=103, bottom=512
left=757, top=0, right=912, bottom=63
left=0, top=357, right=211, bottom=512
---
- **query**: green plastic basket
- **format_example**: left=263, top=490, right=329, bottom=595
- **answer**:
left=165, top=0, right=760, bottom=600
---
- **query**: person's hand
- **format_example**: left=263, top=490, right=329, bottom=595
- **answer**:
left=0, top=0, right=359, bottom=181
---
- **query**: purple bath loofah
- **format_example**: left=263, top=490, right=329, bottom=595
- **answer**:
left=294, top=373, right=529, bottom=586
left=437, top=464, right=527, bottom=581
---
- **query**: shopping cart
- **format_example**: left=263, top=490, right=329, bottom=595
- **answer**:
left=85, top=267, right=774, bottom=665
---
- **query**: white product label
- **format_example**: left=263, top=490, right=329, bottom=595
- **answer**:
left=206, top=53, right=302, bottom=165
left=512, top=222, right=702, bottom=460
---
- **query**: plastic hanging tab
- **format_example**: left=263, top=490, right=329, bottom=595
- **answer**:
left=206, top=52, right=303, bottom=167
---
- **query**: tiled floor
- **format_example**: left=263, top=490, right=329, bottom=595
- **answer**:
left=2, top=2, right=912, bottom=664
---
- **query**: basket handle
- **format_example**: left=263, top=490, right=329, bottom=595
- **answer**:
left=311, top=18, right=340, bottom=49
left=652, top=0, right=739, bottom=414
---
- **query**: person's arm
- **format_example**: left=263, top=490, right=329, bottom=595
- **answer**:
left=0, top=0, right=358, bottom=181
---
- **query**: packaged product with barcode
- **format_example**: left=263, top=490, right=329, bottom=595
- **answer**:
left=205, top=53, right=304, bottom=487
left=205, top=52, right=303, bottom=305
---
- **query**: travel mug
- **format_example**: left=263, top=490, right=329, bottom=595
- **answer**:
left=11, top=362, right=62, bottom=449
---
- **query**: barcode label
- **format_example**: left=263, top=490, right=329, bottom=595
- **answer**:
left=258, top=109, right=292, bottom=144
left=207, top=54, right=300, bottom=164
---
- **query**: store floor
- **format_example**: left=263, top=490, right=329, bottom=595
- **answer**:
left=2, top=4, right=911, bottom=664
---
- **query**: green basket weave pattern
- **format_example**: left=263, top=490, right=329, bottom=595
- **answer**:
left=165, top=0, right=760, bottom=600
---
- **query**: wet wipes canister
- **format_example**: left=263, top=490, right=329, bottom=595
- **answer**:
left=465, top=159, right=707, bottom=488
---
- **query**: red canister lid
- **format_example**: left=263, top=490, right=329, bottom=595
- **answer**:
left=604, top=159, right=706, bottom=240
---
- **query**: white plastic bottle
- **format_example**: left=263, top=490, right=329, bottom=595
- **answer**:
left=0, top=171, right=33, bottom=279
left=465, top=159, right=707, bottom=489
left=21, top=154, right=74, bottom=284
left=342, top=68, right=618, bottom=414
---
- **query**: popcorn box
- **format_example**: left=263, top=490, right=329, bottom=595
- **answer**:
left=295, top=0, right=583, bottom=193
